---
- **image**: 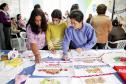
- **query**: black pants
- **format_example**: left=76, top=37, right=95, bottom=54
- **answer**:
left=41, top=46, right=48, bottom=50
left=3, top=26, right=12, bottom=50
left=93, top=43, right=106, bottom=49
left=0, top=23, right=5, bottom=49
left=124, top=45, right=126, bottom=50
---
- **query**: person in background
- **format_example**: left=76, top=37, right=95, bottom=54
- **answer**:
left=108, top=19, right=126, bottom=48
left=44, top=12, right=49, bottom=23
left=26, top=8, right=47, bottom=63
left=11, top=17, right=20, bottom=37
left=63, top=10, right=70, bottom=25
left=17, top=14, right=26, bottom=31
left=0, top=3, right=11, bottom=50
left=86, top=14, right=92, bottom=23
left=34, top=4, right=41, bottom=9
left=62, top=10, right=96, bottom=61
left=70, top=4, right=79, bottom=13
left=0, top=3, right=5, bottom=49
left=46, top=9, right=67, bottom=53
left=91, top=4, right=112, bottom=49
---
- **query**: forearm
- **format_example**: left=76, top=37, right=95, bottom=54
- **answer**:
left=30, top=43, right=40, bottom=57
left=63, top=40, right=70, bottom=55
left=81, top=41, right=96, bottom=49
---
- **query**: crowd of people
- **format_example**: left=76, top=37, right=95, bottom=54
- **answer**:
left=0, top=3, right=126, bottom=63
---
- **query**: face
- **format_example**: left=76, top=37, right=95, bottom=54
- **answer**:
left=35, top=15, right=41, bottom=26
left=52, top=18, right=60, bottom=25
left=70, top=18, right=83, bottom=29
left=4, top=5, right=9, bottom=11
left=12, top=18, right=16, bottom=23
left=18, top=15, right=21, bottom=19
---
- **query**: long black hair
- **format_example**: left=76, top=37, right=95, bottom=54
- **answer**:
left=27, top=8, right=47, bottom=34
left=17, top=14, right=21, bottom=20
left=0, top=3, right=8, bottom=10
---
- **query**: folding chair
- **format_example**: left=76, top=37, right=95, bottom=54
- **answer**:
left=105, top=40, right=126, bottom=49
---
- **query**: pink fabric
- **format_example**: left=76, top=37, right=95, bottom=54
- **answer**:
left=26, top=25, right=46, bottom=49
left=17, top=19, right=26, bottom=28
left=15, top=75, right=28, bottom=84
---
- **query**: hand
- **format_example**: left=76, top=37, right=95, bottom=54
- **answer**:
left=35, top=54, right=41, bottom=63
left=62, top=54, right=70, bottom=61
left=76, top=48, right=83, bottom=54
left=50, top=48, right=56, bottom=54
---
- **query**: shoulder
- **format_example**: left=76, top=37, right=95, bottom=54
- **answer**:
left=59, top=21, right=67, bottom=27
left=66, top=25, right=73, bottom=32
left=84, top=23, right=94, bottom=30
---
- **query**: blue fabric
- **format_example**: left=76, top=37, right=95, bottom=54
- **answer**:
left=63, top=23, right=97, bottom=55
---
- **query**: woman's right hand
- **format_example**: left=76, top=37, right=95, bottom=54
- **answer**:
left=62, top=54, right=70, bottom=61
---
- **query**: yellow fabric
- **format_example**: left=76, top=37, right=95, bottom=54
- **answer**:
left=4, top=58, right=23, bottom=67
left=46, top=22, right=67, bottom=50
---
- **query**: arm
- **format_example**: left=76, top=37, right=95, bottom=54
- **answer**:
left=30, top=43, right=41, bottom=63
left=0, top=12, right=11, bottom=27
left=62, top=28, right=71, bottom=55
left=46, top=24, right=54, bottom=50
left=26, top=26, right=41, bottom=63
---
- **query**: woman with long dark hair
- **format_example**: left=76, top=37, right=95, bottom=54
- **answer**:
left=26, top=8, right=47, bottom=63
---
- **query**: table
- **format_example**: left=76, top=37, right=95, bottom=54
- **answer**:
left=0, top=49, right=125, bottom=84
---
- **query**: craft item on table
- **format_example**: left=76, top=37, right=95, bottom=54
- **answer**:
left=33, top=62, right=73, bottom=76
left=0, top=52, right=7, bottom=61
left=74, top=64, right=116, bottom=77
left=70, top=50, right=100, bottom=58
left=114, top=57, right=126, bottom=65
left=8, top=49, right=19, bottom=60
left=40, top=78, right=60, bottom=84
left=4, top=58, right=23, bottom=67
left=38, top=69, right=62, bottom=75
left=85, top=77, right=105, bottom=84
left=81, top=74, right=123, bottom=84
left=72, top=57, right=103, bottom=64
left=86, top=67, right=103, bottom=73
left=83, top=59, right=94, bottom=63
left=114, top=66, right=126, bottom=82
left=15, top=75, right=28, bottom=84
left=1, top=54, right=8, bottom=61
left=25, top=78, right=70, bottom=84
left=102, top=52, right=126, bottom=66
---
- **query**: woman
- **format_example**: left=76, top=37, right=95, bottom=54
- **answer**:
left=11, top=17, right=20, bottom=33
left=17, top=14, right=26, bottom=31
left=26, top=8, right=47, bottom=63
left=62, top=10, right=96, bottom=61
left=0, top=3, right=11, bottom=50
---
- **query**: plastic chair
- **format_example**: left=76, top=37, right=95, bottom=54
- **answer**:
left=105, top=40, right=126, bottom=49
left=10, top=32, right=22, bottom=50
left=20, top=32, right=27, bottom=50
